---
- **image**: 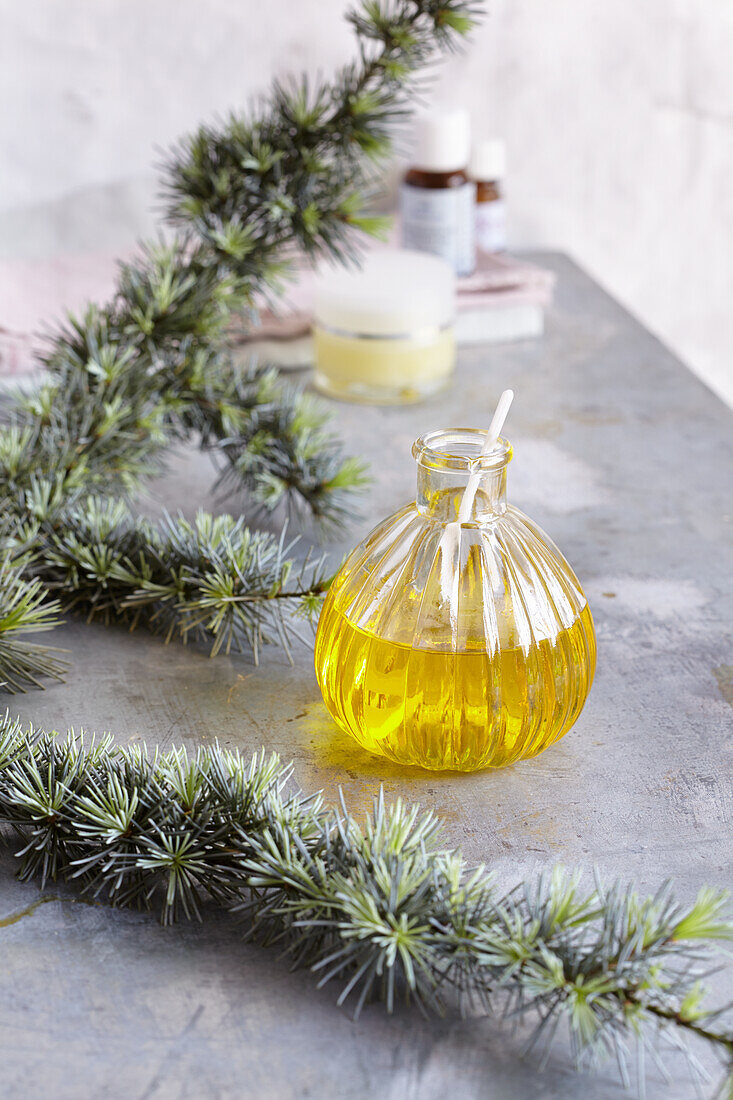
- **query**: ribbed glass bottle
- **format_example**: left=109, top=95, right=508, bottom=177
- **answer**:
left=315, top=429, right=596, bottom=771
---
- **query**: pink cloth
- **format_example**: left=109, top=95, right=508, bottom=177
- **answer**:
left=458, top=250, right=555, bottom=308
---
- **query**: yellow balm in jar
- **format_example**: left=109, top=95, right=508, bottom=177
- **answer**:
left=313, top=249, right=455, bottom=405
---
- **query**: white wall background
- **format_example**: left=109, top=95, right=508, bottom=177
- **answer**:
left=1, top=0, right=732, bottom=404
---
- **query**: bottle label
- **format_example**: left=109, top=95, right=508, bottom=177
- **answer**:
left=475, top=198, right=507, bottom=253
left=400, top=181, right=476, bottom=275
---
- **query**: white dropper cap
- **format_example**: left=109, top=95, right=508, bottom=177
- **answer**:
left=411, top=109, right=471, bottom=173
left=469, top=138, right=506, bottom=182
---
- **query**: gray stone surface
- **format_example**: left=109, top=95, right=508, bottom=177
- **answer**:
left=3, top=253, right=732, bottom=1099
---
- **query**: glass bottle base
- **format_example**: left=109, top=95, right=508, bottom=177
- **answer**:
left=315, top=601, right=596, bottom=773
left=313, top=370, right=450, bottom=406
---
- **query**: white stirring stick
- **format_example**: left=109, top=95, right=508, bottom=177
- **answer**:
left=457, top=388, right=514, bottom=524
left=440, top=389, right=515, bottom=614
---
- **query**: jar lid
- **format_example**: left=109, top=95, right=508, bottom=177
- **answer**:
left=410, top=109, right=471, bottom=173
left=314, top=249, right=455, bottom=336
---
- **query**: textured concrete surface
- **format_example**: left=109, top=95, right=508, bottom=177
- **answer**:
left=4, top=254, right=733, bottom=1098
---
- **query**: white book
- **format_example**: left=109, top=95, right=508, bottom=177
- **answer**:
left=455, top=303, right=545, bottom=346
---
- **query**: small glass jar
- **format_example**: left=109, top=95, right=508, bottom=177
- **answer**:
left=314, top=428, right=596, bottom=771
left=313, top=250, right=455, bottom=405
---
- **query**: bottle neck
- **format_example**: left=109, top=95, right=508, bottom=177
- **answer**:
left=476, top=179, right=502, bottom=202
left=412, top=428, right=512, bottom=524
left=404, top=166, right=470, bottom=189
left=416, top=462, right=508, bottom=522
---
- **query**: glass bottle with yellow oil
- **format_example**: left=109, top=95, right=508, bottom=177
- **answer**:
left=314, top=426, right=596, bottom=771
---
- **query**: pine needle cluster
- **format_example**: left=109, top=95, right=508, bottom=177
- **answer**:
left=0, top=1, right=479, bottom=685
left=0, top=715, right=730, bottom=1094
left=28, top=500, right=332, bottom=660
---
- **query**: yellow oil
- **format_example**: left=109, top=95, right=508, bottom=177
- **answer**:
left=314, top=600, right=595, bottom=772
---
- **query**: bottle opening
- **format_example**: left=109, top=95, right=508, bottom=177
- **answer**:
left=412, top=428, right=512, bottom=472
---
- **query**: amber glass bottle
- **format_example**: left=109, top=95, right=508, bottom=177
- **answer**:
left=400, top=109, right=476, bottom=275
left=470, top=139, right=507, bottom=253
